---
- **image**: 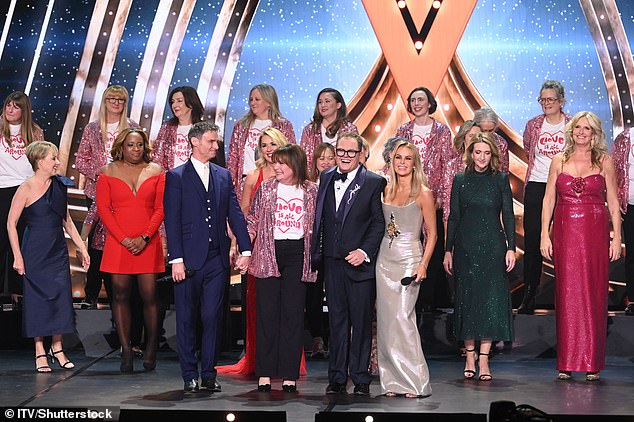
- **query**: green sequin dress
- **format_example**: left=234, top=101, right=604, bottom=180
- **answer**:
left=445, top=170, right=515, bottom=341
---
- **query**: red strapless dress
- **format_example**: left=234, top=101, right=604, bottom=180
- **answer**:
left=552, top=173, right=608, bottom=372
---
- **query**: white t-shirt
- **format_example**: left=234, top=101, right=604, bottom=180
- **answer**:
left=529, top=119, right=566, bottom=183
left=104, top=122, right=120, bottom=163
left=173, top=124, right=192, bottom=168
left=321, top=124, right=337, bottom=145
left=628, top=128, right=634, bottom=204
left=411, top=123, right=433, bottom=161
left=243, top=119, right=272, bottom=175
left=274, top=183, right=305, bottom=240
left=0, top=124, right=33, bottom=188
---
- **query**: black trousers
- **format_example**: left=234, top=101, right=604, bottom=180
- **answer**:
left=256, top=240, right=306, bottom=380
left=418, top=209, right=449, bottom=310
left=0, top=186, right=25, bottom=295
left=305, top=263, right=326, bottom=339
left=324, top=257, right=375, bottom=385
left=83, top=198, right=110, bottom=302
left=623, top=205, right=634, bottom=300
left=523, top=182, right=547, bottom=292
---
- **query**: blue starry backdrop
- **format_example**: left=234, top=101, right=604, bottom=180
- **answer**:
left=0, top=0, right=632, bottom=147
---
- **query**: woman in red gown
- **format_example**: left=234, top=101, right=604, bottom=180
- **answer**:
left=96, top=128, right=165, bottom=373
left=540, top=111, right=621, bottom=381
left=218, top=128, right=307, bottom=375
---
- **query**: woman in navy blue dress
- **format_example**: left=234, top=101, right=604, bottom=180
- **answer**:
left=7, top=141, right=90, bottom=373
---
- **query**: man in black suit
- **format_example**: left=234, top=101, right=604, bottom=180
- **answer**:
left=311, top=132, right=386, bottom=396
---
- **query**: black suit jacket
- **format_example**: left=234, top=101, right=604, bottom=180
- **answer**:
left=310, top=165, right=386, bottom=281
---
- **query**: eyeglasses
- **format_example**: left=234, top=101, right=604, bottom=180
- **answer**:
left=106, top=97, right=126, bottom=104
left=335, top=148, right=361, bottom=158
left=537, top=97, right=559, bottom=105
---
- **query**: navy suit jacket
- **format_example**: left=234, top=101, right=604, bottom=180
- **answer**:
left=163, top=160, right=251, bottom=271
left=310, top=165, right=386, bottom=281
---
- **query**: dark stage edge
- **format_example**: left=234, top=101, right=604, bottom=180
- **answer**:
left=1, top=350, right=633, bottom=421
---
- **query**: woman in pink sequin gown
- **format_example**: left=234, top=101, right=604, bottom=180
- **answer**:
left=540, top=111, right=621, bottom=381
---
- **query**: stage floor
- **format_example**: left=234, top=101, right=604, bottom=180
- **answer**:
left=1, top=349, right=633, bottom=421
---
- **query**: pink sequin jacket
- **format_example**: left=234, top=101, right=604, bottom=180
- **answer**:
left=523, top=113, right=572, bottom=184
left=75, top=119, right=138, bottom=200
left=151, top=123, right=182, bottom=171
left=83, top=202, right=105, bottom=250
left=612, top=128, right=631, bottom=214
left=395, top=118, right=456, bottom=206
left=246, top=178, right=318, bottom=283
left=440, top=155, right=465, bottom=222
left=491, top=132, right=509, bottom=174
left=226, top=118, right=296, bottom=195
left=300, top=120, right=358, bottom=169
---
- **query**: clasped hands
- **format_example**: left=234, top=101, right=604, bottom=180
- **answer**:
left=121, top=236, right=147, bottom=256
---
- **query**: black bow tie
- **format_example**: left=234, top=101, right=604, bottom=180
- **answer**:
left=333, top=172, right=348, bottom=182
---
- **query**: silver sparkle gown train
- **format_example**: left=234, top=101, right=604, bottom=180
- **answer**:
left=376, top=200, right=431, bottom=397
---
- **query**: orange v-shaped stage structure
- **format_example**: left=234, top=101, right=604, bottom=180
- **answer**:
left=362, top=0, right=478, bottom=103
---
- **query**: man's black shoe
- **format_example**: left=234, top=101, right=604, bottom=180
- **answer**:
left=183, top=379, right=199, bottom=393
left=201, top=379, right=221, bottom=392
left=353, top=383, right=370, bottom=396
left=325, top=383, right=345, bottom=394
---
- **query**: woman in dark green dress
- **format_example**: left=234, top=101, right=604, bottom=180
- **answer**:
left=443, top=132, right=516, bottom=381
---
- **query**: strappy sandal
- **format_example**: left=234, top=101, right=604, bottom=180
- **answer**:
left=35, top=354, right=51, bottom=373
left=48, top=348, right=75, bottom=370
left=557, top=371, right=572, bottom=380
left=478, top=352, right=492, bottom=381
left=586, top=372, right=600, bottom=381
left=464, top=348, right=477, bottom=379
left=385, top=392, right=397, bottom=397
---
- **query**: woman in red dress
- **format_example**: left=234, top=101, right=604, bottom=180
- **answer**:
left=540, top=111, right=621, bottom=381
left=96, top=128, right=165, bottom=373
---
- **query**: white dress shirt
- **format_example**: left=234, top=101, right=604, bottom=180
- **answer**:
left=334, top=165, right=360, bottom=211
left=190, top=156, right=210, bottom=191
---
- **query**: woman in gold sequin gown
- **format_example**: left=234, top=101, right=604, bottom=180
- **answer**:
left=444, top=133, right=516, bottom=381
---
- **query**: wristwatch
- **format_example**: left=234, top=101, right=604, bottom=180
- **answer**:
left=141, top=235, right=151, bottom=243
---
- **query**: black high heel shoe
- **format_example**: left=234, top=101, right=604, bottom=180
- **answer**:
left=463, top=348, right=477, bottom=379
left=120, top=349, right=133, bottom=373
left=282, top=380, right=297, bottom=393
left=258, top=377, right=271, bottom=392
left=478, top=352, right=492, bottom=381
left=48, top=348, right=74, bottom=370
left=35, top=354, right=52, bottom=373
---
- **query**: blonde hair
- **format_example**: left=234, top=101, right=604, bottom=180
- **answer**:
left=237, top=84, right=284, bottom=128
left=562, top=111, right=607, bottom=170
left=99, top=85, right=130, bottom=145
left=384, top=141, right=427, bottom=202
left=2, top=91, right=42, bottom=148
left=464, top=132, right=501, bottom=174
left=26, top=141, right=58, bottom=171
left=453, top=120, right=479, bottom=154
left=254, top=127, right=289, bottom=168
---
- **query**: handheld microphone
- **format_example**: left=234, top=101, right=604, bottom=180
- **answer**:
left=156, top=269, right=195, bottom=283
left=400, top=275, right=417, bottom=286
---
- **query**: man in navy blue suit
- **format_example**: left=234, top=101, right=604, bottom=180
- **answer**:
left=311, top=133, right=386, bottom=396
left=164, top=121, right=251, bottom=393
